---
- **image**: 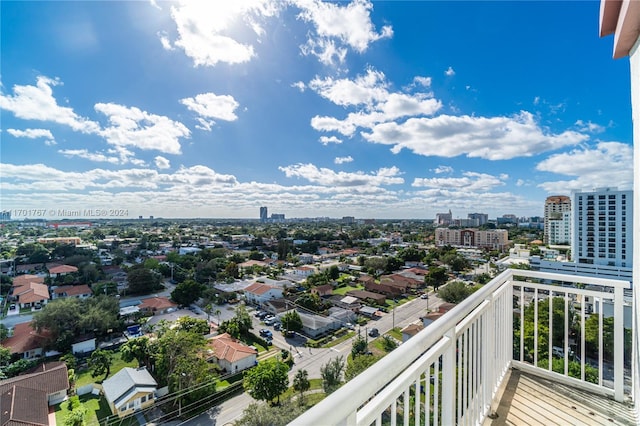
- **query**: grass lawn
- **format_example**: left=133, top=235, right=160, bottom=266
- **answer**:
left=332, top=284, right=363, bottom=296
left=55, top=394, right=112, bottom=426
left=281, top=378, right=323, bottom=400
left=74, top=350, right=138, bottom=387
left=386, top=327, right=402, bottom=341
left=322, top=331, right=355, bottom=348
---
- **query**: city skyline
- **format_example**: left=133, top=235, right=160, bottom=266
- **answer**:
left=1, top=1, right=634, bottom=220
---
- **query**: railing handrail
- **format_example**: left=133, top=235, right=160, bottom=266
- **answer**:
left=290, top=269, right=632, bottom=425
left=290, top=269, right=515, bottom=425
left=507, top=268, right=631, bottom=289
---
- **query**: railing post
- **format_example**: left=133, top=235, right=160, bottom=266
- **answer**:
left=441, top=328, right=456, bottom=425
left=614, top=286, right=624, bottom=402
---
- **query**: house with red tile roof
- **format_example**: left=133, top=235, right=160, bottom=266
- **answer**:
left=243, top=282, right=283, bottom=306
left=2, top=322, right=52, bottom=359
left=137, top=296, right=178, bottom=315
left=13, top=282, right=50, bottom=309
left=0, top=362, right=69, bottom=425
left=48, top=264, right=79, bottom=277
left=311, top=284, right=333, bottom=297
left=51, top=284, right=92, bottom=300
left=294, top=265, right=316, bottom=276
left=206, top=333, right=257, bottom=374
left=12, top=274, right=45, bottom=288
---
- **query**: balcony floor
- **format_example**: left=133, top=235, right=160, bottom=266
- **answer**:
left=486, top=369, right=637, bottom=426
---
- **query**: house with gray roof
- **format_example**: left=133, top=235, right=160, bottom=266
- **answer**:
left=101, top=367, right=157, bottom=418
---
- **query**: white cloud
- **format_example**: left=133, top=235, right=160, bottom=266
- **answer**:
left=295, top=0, right=392, bottom=65
left=412, top=171, right=506, bottom=191
left=445, top=66, right=455, bottom=76
left=155, top=156, right=171, bottom=169
left=291, top=81, right=306, bottom=92
left=413, top=76, right=432, bottom=87
left=309, top=68, right=441, bottom=137
left=0, top=76, right=100, bottom=133
left=334, top=156, right=353, bottom=164
left=95, top=102, right=190, bottom=154
left=279, top=163, right=403, bottom=186
left=574, top=119, right=605, bottom=133
left=59, top=149, right=121, bottom=164
left=319, top=135, right=342, bottom=145
left=165, top=0, right=280, bottom=67
left=180, top=92, right=240, bottom=131
left=309, top=68, right=388, bottom=107
left=536, top=142, right=633, bottom=192
left=6, top=128, right=55, bottom=144
left=158, top=31, right=175, bottom=50
left=533, top=96, right=540, bottom=105
left=361, top=111, right=588, bottom=160
left=432, top=165, right=453, bottom=174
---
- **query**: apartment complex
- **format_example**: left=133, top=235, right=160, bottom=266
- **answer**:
left=467, top=213, right=488, bottom=226
left=435, top=228, right=509, bottom=250
left=259, top=206, right=268, bottom=222
left=544, top=195, right=571, bottom=244
left=572, top=187, right=633, bottom=268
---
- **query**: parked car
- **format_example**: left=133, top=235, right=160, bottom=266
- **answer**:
left=264, top=337, right=273, bottom=345
left=420, top=293, right=429, bottom=299
left=9, top=303, right=16, bottom=310
left=368, top=328, right=379, bottom=337
left=259, top=329, right=273, bottom=338
left=264, top=316, right=276, bottom=325
left=273, top=322, right=281, bottom=331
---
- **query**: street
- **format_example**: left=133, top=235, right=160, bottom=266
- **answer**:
left=186, top=291, right=445, bottom=425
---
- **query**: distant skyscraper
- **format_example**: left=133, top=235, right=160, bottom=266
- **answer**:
left=0, top=211, right=11, bottom=221
left=435, top=210, right=452, bottom=226
left=544, top=195, right=571, bottom=244
left=468, top=213, right=488, bottom=226
left=572, top=188, right=633, bottom=268
left=260, top=206, right=268, bottom=222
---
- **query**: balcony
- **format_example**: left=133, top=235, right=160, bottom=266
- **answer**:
left=291, top=269, right=636, bottom=425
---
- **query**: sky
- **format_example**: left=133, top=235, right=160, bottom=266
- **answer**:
left=0, top=0, right=634, bottom=220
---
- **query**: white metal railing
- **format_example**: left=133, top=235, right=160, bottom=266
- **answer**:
left=290, top=269, right=632, bottom=426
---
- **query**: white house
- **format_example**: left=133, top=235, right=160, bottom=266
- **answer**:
left=206, top=333, right=257, bottom=374
left=102, top=367, right=157, bottom=418
left=243, top=282, right=284, bottom=306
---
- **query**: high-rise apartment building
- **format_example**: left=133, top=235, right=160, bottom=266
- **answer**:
left=544, top=195, right=571, bottom=244
left=259, top=206, right=268, bottom=222
left=572, top=188, right=633, bottom=268
left=435, top=210, right=452, bottom=226
left=548, top=211, right=571, bottom=245
left=468, top=213, right=488, bottom=226
left=435, top=228, right=509, bottom=250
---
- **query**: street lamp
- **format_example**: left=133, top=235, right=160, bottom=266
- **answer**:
left=178, top=372, right=186, bottom=417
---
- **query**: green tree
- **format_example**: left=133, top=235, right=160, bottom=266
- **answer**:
left=292, top=369, right=310, bottom=405
left=120, top=337, right=152, bottom=367
left=381, top=335, right=398, bottom=352
left=243, top=359, right=289, bottom=404
left=345, top=354, right=379, bottom=381
left=351, top=335, right=368, bottom=358
left=235, top=400, right=307, bottom=426
left=320, top=356, right=345, bottom=394
left=0, top=324, right=8, bottom=341
left=437, top=281, right=472, bottom=304
left=88, top=349, right=113, bottom=381
left=126, top=265, right=162, bottom=295
left=424, top=267, right=448, bottom=290
left=281, top=310, right=303, bottom=334
left=175, top=316, right=210, bottom=335
left=0, top=346, right=11, bottom=367
left=171, top=279, right=204, bottom=306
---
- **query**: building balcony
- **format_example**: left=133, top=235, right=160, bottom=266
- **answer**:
left=292, top=269, right=637, bottom=425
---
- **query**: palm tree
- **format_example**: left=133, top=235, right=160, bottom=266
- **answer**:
left=293, top=369, right=310, bottom=405
left=214, top=308, right=222, bottom=325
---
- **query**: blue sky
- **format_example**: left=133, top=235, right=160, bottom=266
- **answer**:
left=0, top=1, right=633, bottom=220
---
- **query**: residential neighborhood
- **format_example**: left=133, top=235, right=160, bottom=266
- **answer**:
left=0, top=208, right=629, bottom=425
